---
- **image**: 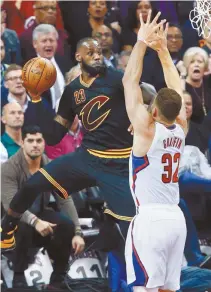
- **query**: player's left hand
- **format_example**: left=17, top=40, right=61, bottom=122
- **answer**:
left=147, top=22, right=169, bottom=53
left=137, top=10, right=166, bottom=45
left=72, top=235, right=85, bottom=255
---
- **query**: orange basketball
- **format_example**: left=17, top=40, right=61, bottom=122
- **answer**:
left=22, top=57, right=57, bottom=97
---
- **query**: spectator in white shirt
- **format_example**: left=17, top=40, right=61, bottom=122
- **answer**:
left=3, top=64, right=30, bottom=112
left=1, top=64, right=53, bottom=135
left=32, top=24, right=72, bottom=109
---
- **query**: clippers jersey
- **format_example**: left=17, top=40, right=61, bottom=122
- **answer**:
left=129, top=122, right=185, bottom=207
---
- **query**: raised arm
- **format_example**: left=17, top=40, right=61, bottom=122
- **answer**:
left=122, top=11, right=164, bottom=131
left=159, top=49, right=187, bottom=133
left=122, top=41, right=147, bottom=118
left=148, top=24, right=187, bottom=134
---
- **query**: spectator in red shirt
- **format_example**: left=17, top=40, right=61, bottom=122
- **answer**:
left=45, top=115, right=83, bottom=160
left=19, top=0, right=69, bottom=65
left=1, top=0, right=64, bottom=36
left=1, top=9, right=22, bottom=65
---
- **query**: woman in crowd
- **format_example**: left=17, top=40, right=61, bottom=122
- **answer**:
left=59, top=0, right=121, bottom=59
left=120, top=0, right=157, bottom=52
left=183, top=91, right=210, bottom=153
left=183, top=47, right=211, bottom=123
left=80, top=0, right=121, bottom=53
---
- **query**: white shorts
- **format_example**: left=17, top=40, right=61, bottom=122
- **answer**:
left=125, top=204, right=187, bottom=290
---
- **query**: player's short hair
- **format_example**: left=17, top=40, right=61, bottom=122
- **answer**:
left=76, top=37, right=98, bottom=51
left=32, top=24, right=59, bottom=41
left=155, top=88, right=182, bottom=122
left=22, top=125, right=43, bottom=141
left=183, top=47, right=209, bottom=70
left=4, top=64, right=22, bottom=80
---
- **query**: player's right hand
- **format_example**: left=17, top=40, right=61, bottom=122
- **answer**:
left=35, top=219, right=57, bottom=237
left=28, top=91, right=42, bottom=103
left=137, top=10, right=166, bottom=46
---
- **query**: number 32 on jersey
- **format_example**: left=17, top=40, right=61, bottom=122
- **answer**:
left=162, top=153, right=181, bottom=183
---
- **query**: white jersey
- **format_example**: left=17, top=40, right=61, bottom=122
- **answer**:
left=129, top=122, right=185, bottom=207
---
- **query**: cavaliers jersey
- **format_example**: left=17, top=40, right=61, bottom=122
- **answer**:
left=129, top=122, right=185, bottom=207
left=57, top=67, right=132, bottom=158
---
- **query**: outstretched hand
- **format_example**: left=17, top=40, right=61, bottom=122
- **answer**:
left=137, top=10, right=166, bottom=46
left=147, top=22, right=169, bottom=53
left=28, top=91, right=41, bottom=102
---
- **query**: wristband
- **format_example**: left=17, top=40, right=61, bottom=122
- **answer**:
left=31, top=98, right=41, bottom=103
left=27, top=91, right=41, bottom=103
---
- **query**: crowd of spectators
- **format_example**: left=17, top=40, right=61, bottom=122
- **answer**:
left=1, top=0, right=211, bottom=291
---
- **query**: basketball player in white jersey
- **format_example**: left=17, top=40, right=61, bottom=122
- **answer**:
left=123, top=11, right=188, bottom=292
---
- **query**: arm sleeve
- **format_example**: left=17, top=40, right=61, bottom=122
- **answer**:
left=110, top=68, right=124, bottom=93
left=32, top=86, right=76, bottom=146
left=57, top=85, right=76, bottom=121
left=1, top=164, right=37, bottom=225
